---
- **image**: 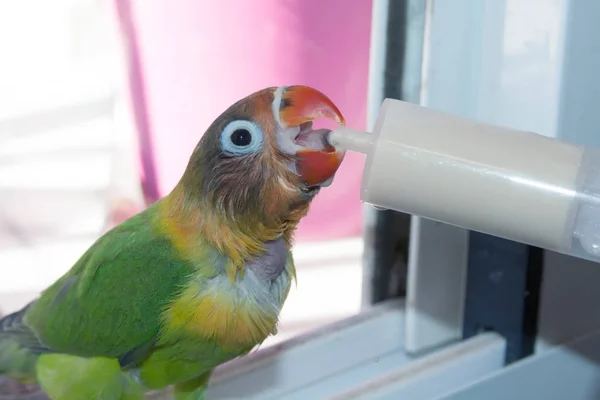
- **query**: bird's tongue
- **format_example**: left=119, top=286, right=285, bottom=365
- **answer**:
left=294, top=128, right=333, bottom=152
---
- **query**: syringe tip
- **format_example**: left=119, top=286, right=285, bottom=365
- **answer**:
left=328, top=127, right=373, bottom=155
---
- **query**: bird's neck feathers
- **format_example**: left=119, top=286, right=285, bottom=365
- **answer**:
left=159, top=165, right=311, bottom=279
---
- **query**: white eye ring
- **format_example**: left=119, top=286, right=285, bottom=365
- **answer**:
left=220, top=120, right=264, bottom=155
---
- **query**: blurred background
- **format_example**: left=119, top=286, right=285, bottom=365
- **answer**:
left=0, top=0, right=371, bottom=347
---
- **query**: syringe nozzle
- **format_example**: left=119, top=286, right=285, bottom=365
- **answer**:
left=328, top=127, right=373, bottom=155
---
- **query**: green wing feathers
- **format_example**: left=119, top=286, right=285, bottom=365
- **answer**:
left=1, top=207, right=192, bottom=372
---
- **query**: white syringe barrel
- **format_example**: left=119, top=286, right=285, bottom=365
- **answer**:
left=330, top=99, right=600, bottom=262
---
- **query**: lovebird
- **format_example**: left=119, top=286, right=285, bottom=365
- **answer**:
left=0, top=85, right=347, bottom=400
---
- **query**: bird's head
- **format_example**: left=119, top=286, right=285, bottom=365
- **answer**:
left=171, top=85, right=346, bottom=259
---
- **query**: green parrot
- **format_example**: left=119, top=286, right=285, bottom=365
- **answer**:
left=0, top=85, right=347, bottom=400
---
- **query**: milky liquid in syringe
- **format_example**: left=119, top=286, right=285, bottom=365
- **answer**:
left=330, top=99, right=585, bottom=254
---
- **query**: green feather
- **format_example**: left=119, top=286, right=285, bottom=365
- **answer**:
left=0, top=202, right=208, bottom=398
left=23, top=203, right=191, bottom=362
left=36, top=354, right=144, bottom=400
left=0, top=337, right=37, bottom=382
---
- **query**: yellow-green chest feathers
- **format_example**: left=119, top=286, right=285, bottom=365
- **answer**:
left=153, top=184, right=299, bottom=351
left=157, top=217, right=296, bottom=349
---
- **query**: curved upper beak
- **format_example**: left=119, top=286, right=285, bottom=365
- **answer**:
left=275, top=85, right=346, bottom=188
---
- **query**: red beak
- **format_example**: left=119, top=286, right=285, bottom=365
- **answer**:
left=277, top=86, right=346, bottom=187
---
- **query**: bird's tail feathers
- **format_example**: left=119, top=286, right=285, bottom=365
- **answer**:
left=0, top=310, right=39, bottom=383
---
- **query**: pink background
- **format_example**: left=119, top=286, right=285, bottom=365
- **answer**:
left=115, top=0, right=371, bottom=241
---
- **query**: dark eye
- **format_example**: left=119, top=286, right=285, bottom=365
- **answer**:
left=220, top=120, right=264, bottom=155
left=230, top=129, right=252, bottom=147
